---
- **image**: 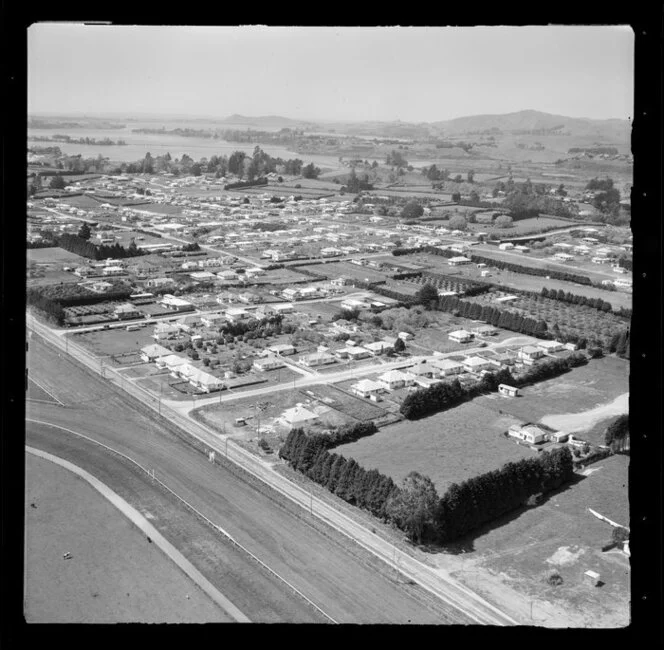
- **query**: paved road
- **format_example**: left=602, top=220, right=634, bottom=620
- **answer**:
left=25, top=333, right=477, bottom=624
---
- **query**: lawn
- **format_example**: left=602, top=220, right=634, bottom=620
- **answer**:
left=335, top=401, right=532, bottom=493
left=26, top=377, right=61, bottom=404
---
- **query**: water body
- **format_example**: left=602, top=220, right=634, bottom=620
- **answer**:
left=539, top=392, right=628, bottom=434
left=28, top=123, right=345, bottom=169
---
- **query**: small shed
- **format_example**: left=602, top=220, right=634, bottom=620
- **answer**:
left=584, top=570, right=601, bottom=587
left=498, top=384, right=519, bottom=398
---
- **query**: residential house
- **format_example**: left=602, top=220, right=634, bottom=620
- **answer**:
left=268, top=343, right=296, bottom=356
left=140, top=343, right=171, bottom=363
left=498, top=243, right=514, bottom=250
left=448, top=256, right=472, bottom=266
left=114, top=303, right=142, bottom=320
left=279, top=404, right=320, bottom=430
left=155, top=354, right=189, bottom=374
left=225, top=307, right=251, bottom=322
left=462, top=356, right=494, bottom=373
left=273, top=303, right=295, bottom=314
left=449, top=329, right=474, bottom=344
left=508, top=423, right=547, bottom=445
left=430, top=358, right=465, bottom=376
left=299, top=352, right=336, bottom=367
left=472, top=324, right=498, bottom=337
left=407, top=362, right=439, bottom=378
left=175, top=315, right=202, bottom=332
left=200, top=312, right=226, bottom=328
left=517, top=345, right=545, bottom=364
left=536, top=340, right=564, bottom=353
left=159, top=295, right=195, bottom=313
left=253, top=355, right=286, bottom=372
left=363, top=340, right=394, bottom=356
left=377, top=369, right=413, bottom=391
left=152, top=323, right=180, bottom=341
left=351, top=379, right=384, bottom=399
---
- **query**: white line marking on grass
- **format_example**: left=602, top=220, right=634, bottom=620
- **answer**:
left=27, top=377, right=65, bottom=406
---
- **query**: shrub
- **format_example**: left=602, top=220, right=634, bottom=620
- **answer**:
left=547, top=572, right=564, bottom=586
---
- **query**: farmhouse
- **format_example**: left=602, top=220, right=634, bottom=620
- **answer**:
left=253, top=355, right=286, bottom=372
left=449, top=329, right=474, bottom=343
left=140, top=343, right=171, bottom=363
left=377, top=369, right=413, bottom=391
left=351, top=379, right=384, bottom=399
left=508, top=423, right=547, bottom=445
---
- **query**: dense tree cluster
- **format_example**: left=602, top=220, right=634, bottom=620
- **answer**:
left=224, top=178, right=268, bottom=190
left=302, top=162, right=321, bottom=179
left=400, top=201, right=424, bottom=220
left=27, top=288, right=65, bottom=325
left=344, top=168, right=374, bottom=193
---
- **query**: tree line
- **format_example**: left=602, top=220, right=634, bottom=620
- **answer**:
left=279, top=427, right=575, bottom=544
left=540, top=287, right=613, bottom=312
left=400, top=354, right=587, bottom=420
left=604, top=414, right=629, bottom=453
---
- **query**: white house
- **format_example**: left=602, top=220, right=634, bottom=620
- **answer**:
left=377, top=369, right=413, bottom=391
left=280, top=404, right=319, bottom=430
left=200, top=312, right=226, bottom=328
left=155, top=354, right=188, bottom=373
left=159, top=295, right=195, bottom=313
left=508, top=424, right=547, bottom=445
left=449, top=329, right=474, bottom=344
left=268, top=343, right=296, bottom=356
left=536, top=340, right=564, bottom=353
left=430, top=358, right=465, bottom=376
left=498, top=242, right=514, bottom=250
left=472, top=324, right=498, bottom=337
left=517, top=345, right=545, bottom=363
left=462, top=356, right=494, bottom=373
left=553, top=253, right=575, bottom=263
left=299, top=352, right=336, bottom=367
left=152, top=323, right=181, bottom=341
left=225, top=307, right=251, bottom=322
left=363, top=340, right=394, bottom=356
left=448, top=256, right=472, bottom=266
left=253, top=355, right=286, bottom=372
left=498, top=384, right=519, bottom=398
left=351, top=379, right=384, bottom=399
left=140, top=344, right=171, bottom=363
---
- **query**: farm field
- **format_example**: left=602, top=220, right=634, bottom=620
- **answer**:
left=455, top=453, right=630, bottom=628
left=57, top=194, right=109, bottom=209
left=335, top=401, right=532, bottom=494
left=24, top=453, right=228, bottom=623
left=465, top=217, right=578, bottom=236
left=298, top=261, right=390, bottom=283
left=72, top=327, right=156, bottom=357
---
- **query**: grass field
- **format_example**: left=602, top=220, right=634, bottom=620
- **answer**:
left=27, top=247, right=86, bottom=264
left=73, top=327, right=156, bottom=357
left=465, top=217, right=576, bottom=236
left=459, top=453, right=630, bottom=627
left=26, top=377, right=62, bottom=404
left=24, top=453, right=227, bottom=623
left=335, top=401, right=532, bottom=493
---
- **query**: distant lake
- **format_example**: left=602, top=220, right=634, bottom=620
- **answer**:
left=27, top=122, right=347, bottom=170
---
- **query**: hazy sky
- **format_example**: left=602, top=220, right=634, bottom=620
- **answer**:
left=28, top=25, right=634, bottom=122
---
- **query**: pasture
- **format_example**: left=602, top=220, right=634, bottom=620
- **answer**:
left=27, top=247, right=86, bottom=264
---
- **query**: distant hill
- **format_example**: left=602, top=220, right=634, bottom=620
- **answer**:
left=430, top=109, right=630, bottom=141
left=220, top=114, right=315, bottom=128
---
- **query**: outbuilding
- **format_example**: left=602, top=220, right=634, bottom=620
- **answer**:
left=498, top=384, right=519, bottom=398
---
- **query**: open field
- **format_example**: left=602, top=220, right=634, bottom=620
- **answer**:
left=27, top=247, right=86, bottom=264
left=26, top=377, right=62, bottom=404
left=24, top=453, right=229, bottom=623
left=300, top=261, right=391, bottom=283
left=335, top=401, right=532, bottom=493
left=73, top=327, right=156, bottom=357
left=466, top=217, right=578, bottom=236
left=130, top=202, right=184, bottom=215
left=456, top=453, right=630, bottom=627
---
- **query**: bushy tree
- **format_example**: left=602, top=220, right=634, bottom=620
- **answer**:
left=386, top=472, right=440, bottom=544
left=448, top=215, right=467, bottom=231
left=401, top=201, right=424, bottom=220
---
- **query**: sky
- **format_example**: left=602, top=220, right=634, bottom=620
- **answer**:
left=28, top=25, right=634, bottom=123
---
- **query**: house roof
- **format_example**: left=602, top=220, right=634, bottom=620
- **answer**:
left=141, top=344, right=171, bottom=357
left=521, top=345, right=542, bottom=354
left=156, top=354, right=187, bottom=366
left=281, top=404, right=318, bottom=424
left=352, top=379, right=384, bottom=392
left=378, top=369, right=409, bottom=383
left=431, top=358, right=464, bottom=369
left=463, top=356, right=489, bottom=367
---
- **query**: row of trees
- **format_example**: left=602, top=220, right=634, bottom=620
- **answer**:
left=279, top=429, right=400, bottom=519
left=27, top=288, right=65, bottom=325
left=540, top=287, right=613, bottom=312
left=280, top=427, right=575, bottom=544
